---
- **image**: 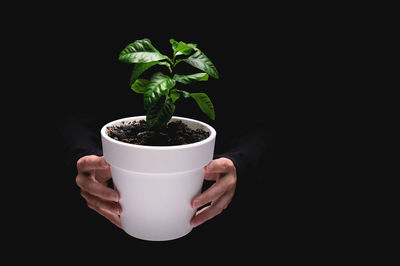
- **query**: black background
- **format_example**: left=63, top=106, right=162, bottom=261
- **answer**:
left=10, top=3, right=334, bottom=262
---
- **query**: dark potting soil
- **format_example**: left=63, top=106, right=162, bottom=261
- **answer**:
left=107, top=120, right=210, bottom=146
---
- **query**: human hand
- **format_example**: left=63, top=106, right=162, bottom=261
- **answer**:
left=190, top=157, right=237, bottom=227
left=76, top=155, right=122, bottom=228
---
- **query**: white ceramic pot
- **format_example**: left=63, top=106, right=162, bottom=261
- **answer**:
left=101, top=116, right=216, bottom=241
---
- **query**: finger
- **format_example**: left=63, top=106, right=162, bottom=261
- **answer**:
left=81, top=191, right=121, bottom=215
left=191, top=180, right=228, bottom=209
left=190, top=192, right=232, bottom=227
left=98, top=208, right=122, bottom=229
left=95, top=166, right=112, bottom=183
left=88, top=204, right=122, bottom=229
left=204, top=169, right=219, bottom=181
left=77, top=176, right=119, bottom=202
left=205, top=158, right=235, bottom=174
left=77, top=155, right=108, bottom=174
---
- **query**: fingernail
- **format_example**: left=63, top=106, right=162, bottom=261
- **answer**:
left=204, top=166, right=210, bottom=174
left=114, top=193, right=120, bottom=202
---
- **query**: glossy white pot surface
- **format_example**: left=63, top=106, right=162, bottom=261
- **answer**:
left=101, top=116, right=216, bottom=241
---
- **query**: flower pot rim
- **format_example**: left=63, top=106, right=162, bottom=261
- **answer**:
left=101, top=115, right=216, bottom=151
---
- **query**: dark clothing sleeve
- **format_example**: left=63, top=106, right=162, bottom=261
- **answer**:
left=58, top=112, right=104, bottom=177
left=214, top=127, right=270, bottom=178
left=213, top=116, right=278, bottom=187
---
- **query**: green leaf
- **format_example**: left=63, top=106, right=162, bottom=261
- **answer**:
left=131, top=79, right=149, bottom=93
left=183, top=50, right=219, bottom=79
left=146, top=95, right=175, bottom=129
left=129, top=61, right=172, bottom=86
left=187, top=43, right=198, bottom=49
left=173, top=73, right=209, bottom=85
left=170, top=39, right=197, bottom=57
left=157, top=61, right=172, bottom=72
left=129, top=62, right=158, bottom=86
left=170, top=38, right=179, bottom=52
left=178, top=89, right=191, bottom=98
left=174, top=58, right=184, bottom=66
left=170, top=91, right=180, bottom=103
left=174, top=42, right=194, bottom=56
left=190, top=93, right=215, bottom=120
left=119, top=38, right=168, bottom=63
left=144, top=72, right=176, bottom=110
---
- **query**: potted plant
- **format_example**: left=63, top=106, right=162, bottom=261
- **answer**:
left=101, top=38, right=219, bottom=241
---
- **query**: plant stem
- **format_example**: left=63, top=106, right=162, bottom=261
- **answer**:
left=171, top=56, right=175, bottom=78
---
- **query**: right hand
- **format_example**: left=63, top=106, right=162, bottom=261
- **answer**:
left=76, top=155, right=122, bottom=228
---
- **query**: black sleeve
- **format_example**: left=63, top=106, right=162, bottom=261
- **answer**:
left=215, top=127, right=269, bottom=176
left=213, top=116, right=279, bottom=186
left=57, top=110, right=104, bottom=177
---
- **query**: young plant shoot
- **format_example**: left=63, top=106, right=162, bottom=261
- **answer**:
left=118, top=38, right=219, bottom=129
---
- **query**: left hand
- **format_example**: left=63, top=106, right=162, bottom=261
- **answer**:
left=76, top=155, right=122, bottom=228
left=190, top=157, right=237, bottom=227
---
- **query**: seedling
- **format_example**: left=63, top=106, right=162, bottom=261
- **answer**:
left=118, top=38, right=219, bottom=129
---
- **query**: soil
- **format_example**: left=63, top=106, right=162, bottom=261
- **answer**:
left=107, top=120, right=210, bottom=146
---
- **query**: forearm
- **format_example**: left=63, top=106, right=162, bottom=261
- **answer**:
left=213, top=116, right=279, bottom=188
left=58, top=113, right=103, bottom=176
left=215, top=128, right=269, bottom=171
